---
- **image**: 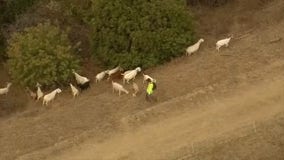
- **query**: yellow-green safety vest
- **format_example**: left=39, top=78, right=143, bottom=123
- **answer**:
left=147, top=82, right=154, bottom=95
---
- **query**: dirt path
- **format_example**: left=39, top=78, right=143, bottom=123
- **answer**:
left=1, top=0, right=284, bottom=160
left=48, top=75, right=284, bottom=160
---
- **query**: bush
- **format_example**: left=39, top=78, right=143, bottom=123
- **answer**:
left=90, top=0, right=195, bottom=69
left=186, top=0, right=228, bottom=6
left=0, top=0, right=39, bottom=62
left=0, top=32, right=6, bottom=61
left=58, top=0, right=93, bottom=23
left=1, top=0, right=40, bottom=24
left=7, top=22, right=80, bottom=88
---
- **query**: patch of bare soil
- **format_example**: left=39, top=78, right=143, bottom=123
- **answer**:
left=0, top=64, right=29, bottom=118
left=48, top=76, right=284, bottom=160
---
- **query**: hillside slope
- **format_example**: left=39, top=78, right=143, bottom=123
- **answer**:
left=50, top=76, right=284, bottom=160
left=1, top=0, right=284, bottom=160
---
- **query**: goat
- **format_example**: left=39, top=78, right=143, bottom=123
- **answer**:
left=122, top=67, right=142, bottom=84
left=36, top=83, right=44, bottom=101
left=95, top=70, right=109, bottom=83
left=132, top=82, right=139, bottom=97
left=70, top=83, right=79, bottom=98
left=216, top=36, right=233, bottom=51
left=42, top=88, right=62, bottom=106
left=0, top=82, right=12, bottom=95
left=72, top=70, right=90, bottom=90
left=142, top=73, right=156, bottom=84
left=106, top=66, right=123, bottom=80
left=112, top=81, right=129, bottom=96
left=186, top=38, right=204, bottom=56
left=26, top=87, right=37, bottom=100
left=121, top=70, right=132, bottom=76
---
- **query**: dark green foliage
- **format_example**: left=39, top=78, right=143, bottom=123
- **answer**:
left=7, top=22, right=80, bottom=88
left=0, top=31, right=6, bottom=61
left=59, top=0, right=93, bottom=23
left=0, top=0, right=40, bottom=62
left=186, top=0, right=228, bottom=6
left=91, top=0, right=195, bottom=69
left=0, top=0, right=39, bottom=23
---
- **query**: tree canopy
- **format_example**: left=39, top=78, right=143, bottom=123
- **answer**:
left=91, top=0, right=195, bottom=69
left=7, top=22, right=80, bottom=87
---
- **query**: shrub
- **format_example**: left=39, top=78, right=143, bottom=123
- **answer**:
left=58, top=0, right=93, bottom=23
left=90, top=0, right=195, bottom=69
left=7, top=22, right=80, bottom=88
left=1, top=0, right=40, bottom=24
left=0, top=0, right=39, bottom=62
left=0, top=32, right=6, bottom=61
left=186, top=0, right=228, bottom=7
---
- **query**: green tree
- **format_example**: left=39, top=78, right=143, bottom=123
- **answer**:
left=7, top=22, right=80, bottom=87
left=90, top=0, right=195, bottom=69
left=1, top=0, right=39, bottom=23
left=59, top=0, right=93, bottom=23
left=0, top=0, right=40, bottom=62
left=0, top=31, right=5, bottom=61
left=186, top=0, right=228, bottom=6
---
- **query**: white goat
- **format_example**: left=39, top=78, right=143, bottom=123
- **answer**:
left=95, top=70, right=109, bottom=83
left=0, top=82, right=12, bottom=95
left=26, top=87, right=37, bottom=100
left=142, top=73, right=156, bottom=84
left=72, top=70, right=90, bottom=84
left=121, top=70, right=132, bottom=76
left=70, top=83, right=79, bottom=98
left=132, top=82, right=139, bottom=97
left=123, top=67, right=142, bottom=84
left=216, top=36, right=233, bottom=51
left=106, top=66, right=123, bottom=80
left=42, top=88, right=62, bottom=106
left=112, top=81, right=129, bottom=96
left=186, top=38, right=204, bottom=56
left=72, top=70, right=90, bottom=90
left=36, top=83, right=44, bottom=101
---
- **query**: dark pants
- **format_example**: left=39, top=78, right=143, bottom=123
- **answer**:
left=145, top=93, right=151, bottom=102
left=145, top=92, right=157, bottom=102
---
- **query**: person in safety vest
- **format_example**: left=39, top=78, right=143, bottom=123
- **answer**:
left=145, top=78, right=157, bottom=102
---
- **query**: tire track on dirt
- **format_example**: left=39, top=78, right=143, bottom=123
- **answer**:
left=47, top=76, right=284, bottom=160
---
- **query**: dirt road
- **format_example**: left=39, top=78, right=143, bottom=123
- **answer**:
left=1, top=0, right=284, bottom=160
left=48, top=75, right=284, bottom=160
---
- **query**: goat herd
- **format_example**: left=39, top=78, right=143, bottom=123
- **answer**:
left=0, top=36, right=232, bottom=106
left=0, top=66, right=157, bottom=106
